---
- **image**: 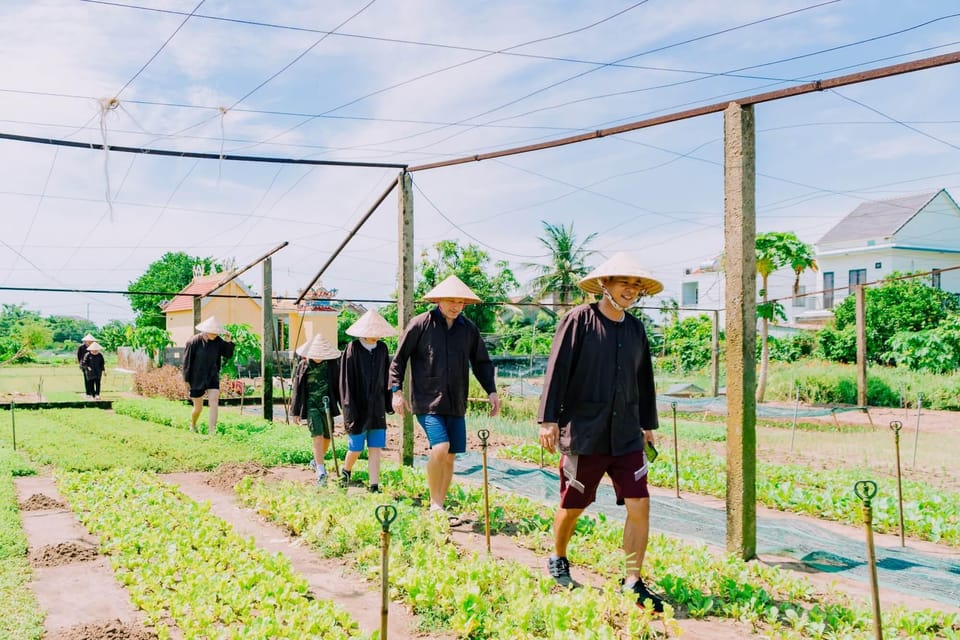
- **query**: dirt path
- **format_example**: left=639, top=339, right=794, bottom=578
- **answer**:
left=14, top=476, right=166, bottom=640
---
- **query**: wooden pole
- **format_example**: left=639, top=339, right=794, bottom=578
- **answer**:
left=262, top=257, right=274, bottom=421
left=192, top=295, right=201, bottom=333
left=856, top=284, right=867, bottom=407
left=397, top=171, right=415, bottom=467
left=723, top=102, right=757, bottom=560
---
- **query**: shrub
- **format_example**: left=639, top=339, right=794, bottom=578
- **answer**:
left=133, top=365, right=189, bottom=400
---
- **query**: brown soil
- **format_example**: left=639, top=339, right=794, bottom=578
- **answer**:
left=30, top=541, right=99, bottom=568
left=20, top=493, right=67, bottom=510
left=205, top=460, right=271, bottom=491
left=44, top=620, right=156, bottom=640
left=764, top=401, right=959, bottom=433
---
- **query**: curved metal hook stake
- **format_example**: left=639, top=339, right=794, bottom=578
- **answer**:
left=477, top=429, right=490, bottom=446
left=889, top=420, right=902, bottom=433
left=375, top=504, right=397, bottom=532
left=322, top=395, right=330, bottom=411
left=854, top=479, right=878, bottom=502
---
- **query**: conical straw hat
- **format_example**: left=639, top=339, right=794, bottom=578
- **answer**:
left=578, top=252, right=664, bottom=296
left=86, top=342, right=103, bottom=352
left=423, top=274, right=481, bottom=303
left=346, top=309, right=397, bottom=338
left=295, top=334, right=341, bottom=361
left=195, top=316, right=226, bottom=334
left=81, top=334, right=96, bottom=342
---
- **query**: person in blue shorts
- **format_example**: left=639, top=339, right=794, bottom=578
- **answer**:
left=338, top=309, right=398, bottom=493
left=389, top=275, right=500, bottom=522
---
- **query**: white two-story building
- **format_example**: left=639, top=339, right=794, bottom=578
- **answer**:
left=678, top=189, right=960, bottom=331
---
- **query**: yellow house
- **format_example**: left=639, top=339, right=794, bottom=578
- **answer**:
left=274, top=286, right=341, bottom=352
left=163, top=274, right=263, bottom=347
left=164, top=275, right=341, bottom=351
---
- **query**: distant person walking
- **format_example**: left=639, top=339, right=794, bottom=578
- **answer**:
left=80, top=341, right=106, bottom=400
left=389, top=274, right=500, bottom=523
left=537, top=252, right=666, bottom=612
left=290, top=333, right=341, bottom=486
left=77, top=333, right=96, bottom=395
left=182, top=316, right=234, bottom=435
left=339, top=309, right=397, bottom=493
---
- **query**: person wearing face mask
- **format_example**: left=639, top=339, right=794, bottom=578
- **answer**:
left=338, top=309, right=398, bottom=493
left=537, top=252, right=666, bottom=613
left=389, top=274, right=500, bottom=525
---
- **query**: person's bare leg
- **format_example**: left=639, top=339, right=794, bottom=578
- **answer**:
left=312, top=436, right=330, bottom=467
left=367, top=447, right=382, bottom=486
left=426, top=442, right=451, bottom=508
left=343, top=450, right=361, bottom=472
left=623, top=497, right=650, bottom=582
left=437, top=452, right=456, bottom=504
left=206, top=389, right=220, bottom=435
left=190, top=397, right=203, bottom=432
left=554, top=507, right=585, bottom=557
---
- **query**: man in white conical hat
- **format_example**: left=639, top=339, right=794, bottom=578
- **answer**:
left=338, top=309, right=398, bottom=493
left=182, top=316, right=234, bottom=435
left=389, top=274, right=499, bottom=524
left=290, top=333, right=342, bottom=486
left=537, top=252, right=667, bottom=612
left=77, top=333, right=97, bottom=396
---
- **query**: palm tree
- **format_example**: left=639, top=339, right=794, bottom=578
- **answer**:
left=525, top=222, right=597, bottom=315
left=756, top=231, right=818, bottom=402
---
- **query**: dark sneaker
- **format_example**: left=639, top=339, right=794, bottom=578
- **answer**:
left=548, top=556, right=575, bottom=588
left=368, top=484, right=381, bottom=494
left=339, top=469, right=351, bottom=487
left=626, top=579, right=665, bottom=613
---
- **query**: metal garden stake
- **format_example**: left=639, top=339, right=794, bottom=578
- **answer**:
left=478, top=428, right=492, bottom=553
left=10, top=400, right=16, bottom=451
left=790, top=383, right=801, bottom=451
left=671, top=402, right=680, bottom=498
left=375, top=504, right=398, bottom=640
left=323, top=396, right=340, bottom=476
left=855, top=480, right=883, bottom=640
left=912, top=393, right=922, bottom=469
left=889, top=421, right=905, bottom=547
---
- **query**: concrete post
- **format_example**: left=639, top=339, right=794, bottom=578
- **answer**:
left=856, top=284, right=867, bottom=407
left=723, top=102, right=757, bottom=560
left=262, top=257, right=274, bottom=420
left=397, top=172, right=415, bottom=467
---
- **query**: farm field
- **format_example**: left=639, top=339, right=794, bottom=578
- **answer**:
left=0, top=393, right=958, bottom=638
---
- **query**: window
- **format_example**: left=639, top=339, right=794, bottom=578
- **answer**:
left=792, top=285, right=807, bottom=308
left=681, top=281, right=699, bottom=306
left=848, top=268, right=867, bottom=294
left=932, top=268, right=941, bottom=290
left=823, top=272, right=835, bottom=309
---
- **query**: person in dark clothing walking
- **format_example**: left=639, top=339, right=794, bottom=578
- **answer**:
left=538, top=252, right=666, bottom=612
left=182, top=316, right=234, bottom=435
left=339, top=309, right=397, bottom=493
left=77, top=333, right=96, bottom=396
left=389, top=274, right=500, bottom=523
left=80, top=341, right=106, bottom=400
left=290, top=333, right=341, bottom=486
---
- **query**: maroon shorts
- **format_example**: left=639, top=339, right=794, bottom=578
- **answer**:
left=558, top=449, right=650, bottom=509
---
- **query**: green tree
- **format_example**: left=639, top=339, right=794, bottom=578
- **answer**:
left=524, top=221, right=596, bottom=315
left=755, top=232, right=817, bottom=402
left=660, top=314, right=715, bottom=373
left=823, top=272, right=959, bottom=364
left=222, top=323, right=261, bottom=378
left=492, top=311, right=556, bottom=355
left=97, top=320, right=133, bottom=352
left=336, top=309, right=360, bottom=349
left=0, top=305, right=51, bottom=363
left=416, top=240, right=519, bottom=334
left=127, top=252, right=220, bottom=329
left=129, top=326, right=174, bottom=367
left=46, top=315, right=98, bottom=345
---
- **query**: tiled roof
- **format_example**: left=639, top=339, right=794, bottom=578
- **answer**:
left=162, top=275, right=237, bottom=313
left=817, top=191, right=938, bottom=245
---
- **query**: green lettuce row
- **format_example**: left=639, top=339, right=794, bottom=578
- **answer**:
left=0, top=445, right=43, bottom=640
left=58, top=468, right=362, bottom=639
left=236, top=475, right=668, bottom=640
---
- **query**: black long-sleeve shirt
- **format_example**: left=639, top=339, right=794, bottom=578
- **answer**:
left=389, top=308, right=496, bottom=416
left=81, top=352, right=105, bottom=381
left=339, top=340, right=392, bottom=434
left=181, top=334, right=235, bottom=390
left=538, top=303, right=659, bottom=456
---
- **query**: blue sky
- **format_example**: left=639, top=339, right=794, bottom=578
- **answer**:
left=0, top=0, right=959, bottom=325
